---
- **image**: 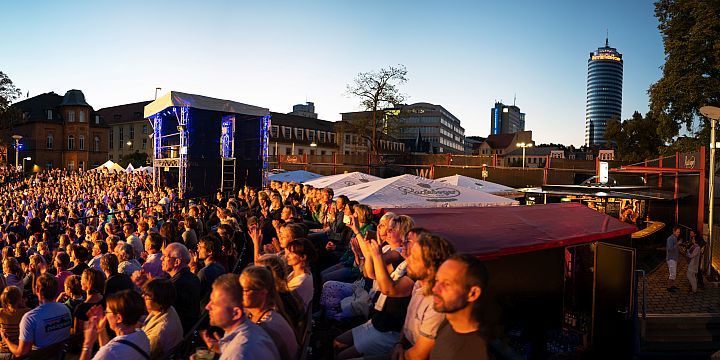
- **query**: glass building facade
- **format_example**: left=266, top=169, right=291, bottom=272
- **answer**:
left=585, top=39, right=623, bottom=146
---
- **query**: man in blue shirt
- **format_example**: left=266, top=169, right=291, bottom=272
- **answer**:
left=666, top=226, right=682, bottom=292
left=1, top=273, right=72, bottom=357
left=200, top=274, right=280, bottom=360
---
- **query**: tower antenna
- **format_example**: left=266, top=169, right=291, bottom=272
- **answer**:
left=605, top=29, right=609, bottom=47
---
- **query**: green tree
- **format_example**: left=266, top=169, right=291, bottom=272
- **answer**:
left=118, top=151, right=148, bottom=168
left=345, top=65, right=408, bottom=155
left=649, top=0, right=720, bottom=143
left=0, top=71, right=22, bottom=112
left=605, top=111, right=663, bottom=163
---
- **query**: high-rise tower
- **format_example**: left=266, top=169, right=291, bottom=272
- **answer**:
left=585, top=37, right=623, bottom=146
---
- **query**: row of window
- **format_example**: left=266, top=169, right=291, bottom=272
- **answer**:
left=271, top=126, right=335, bottom=143
left=47, top=110, right=101, bottom=124
left=45, top=134, right=102, bottom=152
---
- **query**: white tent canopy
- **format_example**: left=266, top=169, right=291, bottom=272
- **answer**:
left=144, top=91, right=270, bottom=118
left=125, top=163, right=135, bottom=173
left=435, top=174, right=515, bottom=194
left=134, top=166, right=153, bottom=174
left=268, top=170, right=322, bottom=183
left=303, top=172, right=381, bottom=190
left=335, top=174, right=518, bottom=208
left=91, top=160, right=125, bottom=173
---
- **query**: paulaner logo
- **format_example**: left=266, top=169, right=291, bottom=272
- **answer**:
left=398, top=183, right=460, bottom=198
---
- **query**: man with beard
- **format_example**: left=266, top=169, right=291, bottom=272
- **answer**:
left=430, top=254, right=489, bottom=360
left=200, top=274, right=280, bottom=360
left=391, top=234, right=455, bottom=360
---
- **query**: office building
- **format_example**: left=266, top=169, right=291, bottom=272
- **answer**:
left=585, top=38, right=623, bottom=146
left=490, top=102, right=525, bottom=135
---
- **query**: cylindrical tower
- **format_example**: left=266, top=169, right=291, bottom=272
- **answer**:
left=585, top=38, right=623, bottom=147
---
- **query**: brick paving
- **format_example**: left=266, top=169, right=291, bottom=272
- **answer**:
left=643, top=257, right=720, bottom=314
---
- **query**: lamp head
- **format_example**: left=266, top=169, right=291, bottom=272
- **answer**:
left=700, top=106, right=720, bottom=120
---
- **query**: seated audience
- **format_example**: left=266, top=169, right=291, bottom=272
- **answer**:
left=200, top=273, right=280, bottom=359
left=141, top=279, right=183, bottom=360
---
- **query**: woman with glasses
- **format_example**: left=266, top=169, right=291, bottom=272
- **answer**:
left=240, top=266, right=298, bottom=360
left=80, top=290, right=150, bottom=360
left=141, top=278, right=183, bottom=359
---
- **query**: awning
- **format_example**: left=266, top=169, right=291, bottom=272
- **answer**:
left=144, top=91, right=269, bottom=118
left=303, top=172, right=381, bottom=190
left=539, top=184, right=683, bottom=200
left=393, top=203, right=636, bottom=259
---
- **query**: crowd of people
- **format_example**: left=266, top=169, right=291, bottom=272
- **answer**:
left=0, top=166, right=495, bottom=360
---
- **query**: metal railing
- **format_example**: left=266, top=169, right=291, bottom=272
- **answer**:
left=635, top=269, right=647, bottom=319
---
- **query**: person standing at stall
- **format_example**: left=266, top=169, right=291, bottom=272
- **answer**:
left=666, top=226, right=682, bottom=292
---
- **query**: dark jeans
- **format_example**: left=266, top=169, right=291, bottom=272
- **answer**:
left=321, top=263, right=356, bottom=284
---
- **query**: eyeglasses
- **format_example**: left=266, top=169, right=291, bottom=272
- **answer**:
left=242, top=288, right=262, bottom=293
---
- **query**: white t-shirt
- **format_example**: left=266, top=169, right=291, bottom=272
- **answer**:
left=403, top=282, right=445, bottom=345
left=92, top=330, right=151, bottom=360
left=287, top=272, right=313, bottom=308
left=19, top=302, right=72, bottom=349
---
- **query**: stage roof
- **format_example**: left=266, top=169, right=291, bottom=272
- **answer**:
left=393, top=203, right=636, bottom=259
left=144, top=91, right=269, bottom=118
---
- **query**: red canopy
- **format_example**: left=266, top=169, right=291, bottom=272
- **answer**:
left=393, top=203, right=636, bottom=259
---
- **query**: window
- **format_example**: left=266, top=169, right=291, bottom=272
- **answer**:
left=285, top=147, right=292, bottom=155
left=109, top=129, right=114, bottom=149
left=318, top=131, right=326, bottom=142
left=68, top=161, right=75, bottom=171
left=129, top=125, right=134, bottom=139
left=79, top=111, right=86, bottom=123
left=271, top=125, right=279, bottom=138
left=295, top=128, right=304, bottom=140
left=47, top=110, right=53, bottom=120
left=119, top=139, right=123, bottom=149
left=310, top=149, right=315, bottom=155
left=79, top=161, right=85, bottom=170
left=119, top=127, right=124, bottom=140
left=79, top=135, right=85, bottom=150
left=68, top=135, right=75, bottom=150
left=45, top=161, right=53, bottom=169
left=282, top=127, right=291, bottom=139
left=142, top=124, right=148, bottom=135
left=321, top=150, right=326, bottom=155
left=46, top=134, right=53, bottom=149
left=109, top=154, right=113, bottom=160
left=68, top=111, right=75, bottom=122
left=345, top=134, right=351, bottom=142
left=142, top=138, right=147, bottom=150
left=94, top=136, right=100, bottom=152
left=298, top=148, right=304, bottom=155
left=95, top=115, right=100, bottom=124
left=307, top=130, right=315, bottom=142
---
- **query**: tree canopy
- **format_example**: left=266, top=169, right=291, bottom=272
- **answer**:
left=345, top=65, right=408, bottom=154
left=0, top=71, right=21, bottom=112
left=605, top=111, right=663, bottom=163
left=649, top=0, right=720, bottom=143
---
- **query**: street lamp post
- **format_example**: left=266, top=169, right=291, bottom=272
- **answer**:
left=11, top=135, right=22, bottom=169
left=518, top=142, right=533, bottom=168
left=22, top=157, right=31, bottom=171
left=700, top=106, right=720, bottom=276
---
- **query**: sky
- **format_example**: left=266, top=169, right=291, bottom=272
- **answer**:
left=2, top=0, right=665, bottom=147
